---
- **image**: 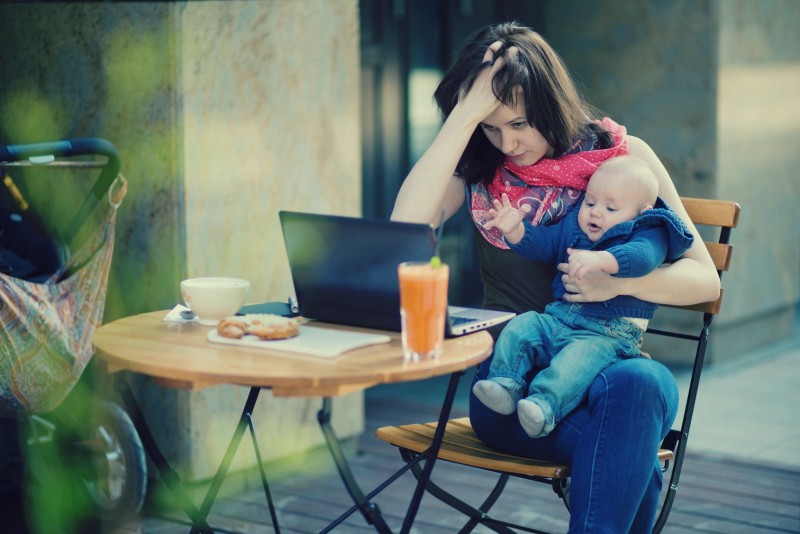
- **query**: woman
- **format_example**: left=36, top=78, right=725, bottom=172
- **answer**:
left=391, top=22, right=719, bottom=533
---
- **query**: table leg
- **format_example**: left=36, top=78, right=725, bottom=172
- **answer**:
left=400, top=370, right=464, bottom=534
left=116, top=380, right=281, bottom=533
left=244, top=411, right=281, bottom=531
left=115, top=378, right=213, bottom=533
left=318, top=370, right=465, bottom=533
left=195, top=387, right=272, bottom=528
left=317, top=397, right=393, bottom=533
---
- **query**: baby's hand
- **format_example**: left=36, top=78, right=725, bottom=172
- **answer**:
left=566, top=249, right=619, bottom=279
left=483, top=192, right=529, bottom=243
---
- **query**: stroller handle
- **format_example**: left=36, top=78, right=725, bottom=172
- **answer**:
left=0, top=137, right=119, bottom=167
left=0, top=137, right=122, bottom=244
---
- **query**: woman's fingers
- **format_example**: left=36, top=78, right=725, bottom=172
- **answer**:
left=482, top=40, right=504, bottom=64
left=461, top=41, right=514, bottom=114
left=482, top=42, right=519, bottom=69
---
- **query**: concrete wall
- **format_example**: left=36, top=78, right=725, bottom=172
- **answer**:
left=543, top=0, right=799, bottom=363
left=544, top=1, right=718, bottom=199
left=0, top=0, right=363, bottom=481
left=175, top=0, right=362, bottom=481
left=714, top=0, right=800, bottom=357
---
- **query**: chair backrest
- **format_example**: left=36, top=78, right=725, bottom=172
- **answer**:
left=650, top=196, right=740, bottom=532
left=661, top=197, right=740, bottom=315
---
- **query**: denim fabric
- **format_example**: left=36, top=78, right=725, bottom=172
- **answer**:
left=470, top=356, right=679, bottom=533
left=486, top=301, right=643, bottom=436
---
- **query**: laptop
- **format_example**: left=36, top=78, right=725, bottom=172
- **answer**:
left=278, top=210, right=515, bottom=336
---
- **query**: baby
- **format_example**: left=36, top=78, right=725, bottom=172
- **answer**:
left=473, top=155, right=694, bottom=438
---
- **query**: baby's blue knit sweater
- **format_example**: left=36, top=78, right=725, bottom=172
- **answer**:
left=508, top=198, right=694, bottom=320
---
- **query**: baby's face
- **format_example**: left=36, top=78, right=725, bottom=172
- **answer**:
left=578, top=170, right=650, bottom=242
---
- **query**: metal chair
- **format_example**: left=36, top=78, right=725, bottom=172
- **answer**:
left=376, top=196, right=741, bottom=533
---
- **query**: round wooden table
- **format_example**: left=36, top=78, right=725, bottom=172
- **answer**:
left=93, top=309, right=494, bottom=533
left=93, top=310, right=493, bottom=396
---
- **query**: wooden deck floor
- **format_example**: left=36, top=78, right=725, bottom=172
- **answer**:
left=118, top=391, right=800, bottom=534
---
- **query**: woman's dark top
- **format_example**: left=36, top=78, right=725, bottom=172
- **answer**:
left=474, top=226, right=554, bottom=339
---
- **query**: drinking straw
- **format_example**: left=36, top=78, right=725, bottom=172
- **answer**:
left=432, top=209, right=445, bottom=267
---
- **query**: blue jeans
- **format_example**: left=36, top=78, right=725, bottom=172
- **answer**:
left=470, top=356, right=679, bottom=533
left=487, top=301, right=643, bottom=436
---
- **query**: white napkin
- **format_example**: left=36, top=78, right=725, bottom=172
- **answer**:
left=207, top=326, right=391, bottom=358
left=163, top=304, right=198, bottom=323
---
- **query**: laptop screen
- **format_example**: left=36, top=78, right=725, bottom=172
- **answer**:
left=279, top=211, right=436, bottom=331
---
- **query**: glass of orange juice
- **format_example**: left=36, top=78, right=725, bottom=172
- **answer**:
left=398, top=261, right=449, bottom=360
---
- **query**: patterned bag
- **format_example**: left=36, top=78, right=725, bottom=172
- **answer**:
left=0, top=176, right=125, bottom=416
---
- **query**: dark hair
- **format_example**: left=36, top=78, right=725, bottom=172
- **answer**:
left=434, top=22, right=613, bottom=185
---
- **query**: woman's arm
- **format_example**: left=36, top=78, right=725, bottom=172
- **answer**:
left=391, top=84, right=494, bottom=225
left=392, top=42, right=511, bottom=226
left=560, top=135, right=721, bottom=306
left=390, top=117, right=471, bottom=225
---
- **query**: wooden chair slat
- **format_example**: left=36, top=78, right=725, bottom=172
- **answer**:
left=706, top=242, right=733, bottom=272
left=376, top=418, right=570, bottom=477
left=682, top=197, right=741, bottom=228
left=662, top=288, right=723, bottom=315
left=375, top=416, right=673, bottom=478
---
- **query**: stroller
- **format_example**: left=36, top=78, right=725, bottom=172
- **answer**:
left=0, top=138, right=147, bottom=531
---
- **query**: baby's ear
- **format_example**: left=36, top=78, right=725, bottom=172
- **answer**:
left=639, top=204, right=654, bottom=214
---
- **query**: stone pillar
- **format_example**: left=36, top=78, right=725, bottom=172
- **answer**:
left=714, top=0, right=800, bottom=358
left=0, top=0, right=363, bottom=481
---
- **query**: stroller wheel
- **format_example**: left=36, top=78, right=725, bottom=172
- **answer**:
left=23, top=399, right=148, bottom=530
left=76, top=400, right=148, bottom=523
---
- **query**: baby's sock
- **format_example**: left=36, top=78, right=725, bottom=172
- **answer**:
left=517, top=399, right=546, bottom=438
left=472, top=380, right=517, bottom=415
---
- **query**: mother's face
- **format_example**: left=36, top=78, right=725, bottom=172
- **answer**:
left=478, top=96, right=553, bottom=167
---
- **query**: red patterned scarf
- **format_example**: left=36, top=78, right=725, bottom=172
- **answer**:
left=469, top=117, right=629, bottom=248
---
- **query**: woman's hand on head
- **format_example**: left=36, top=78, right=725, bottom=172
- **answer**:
left=456, top=41, right=517, bottom=123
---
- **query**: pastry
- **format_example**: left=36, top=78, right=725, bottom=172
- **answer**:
left=216, top=314, right=300, bottom=340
